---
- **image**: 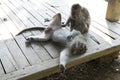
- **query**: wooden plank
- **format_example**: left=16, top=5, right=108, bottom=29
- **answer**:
left=90, top=25, right=113, bottom=44
left=5, top=37, right=30, bottom=68
left=9, top=0, right=43, bottom=26
left=0, top=20, right=10, bottom=35
left=1, top=39, right=120, bottom=80
left=15, top=0, right=58, bottom=58
left=0, top=0, right=119, bottom=80
left=1, top=56, right=16, bottom=73
left=22, top=2, right=60, bottom=58
left=0, top=8, right=30, bottom=69
left=5, top=0, right=50, bottom=61
left=31, top=42, right=51, bottom=61
left=0, top=58, right=59, bottom=80
left=0, top=2, right=41, bottom=65
left=94, top=19, right=120, bottom=35
left=45, top=2, right=69, bottom=17
left=42, top=2, right=67, bottom=21
left=0, top=60, right=5, bottom=75
left=27, top=1, right=53, bottom=26
left=106, top=0, right=120, bottom=21
left=0, top=38, right=18, bottom=71
left=42, top=42, right=60, bottom=58
left=92, top=21, right=120, bottom=39
left=2, top=35, right=30, bottom=69
left=16, top=35, right=41, bottom=65
left=20, top=1, right=60, bottom=58
left=8, top=0, right=52, bottom=61
left=21, top=2, right=45, bottom=25
left=0, top=0, right=32, bottom=37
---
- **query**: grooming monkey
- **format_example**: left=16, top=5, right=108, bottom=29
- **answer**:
left=62, top=3, right=91, bottom=34
left=16, top=13, right=87, bottom=73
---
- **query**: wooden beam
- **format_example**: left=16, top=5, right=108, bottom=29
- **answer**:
left=106, top=0, right=120, bottom=22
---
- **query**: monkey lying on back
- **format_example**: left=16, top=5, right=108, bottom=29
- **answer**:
left=62, top=3, right=91, bottom=34
left=26, top=23, right=87, bottom=74
left=17, top=13, right=87, bottom=73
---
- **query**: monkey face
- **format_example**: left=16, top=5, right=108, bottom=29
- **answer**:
left=70, top=41, right=87, bottom=55
left=71, top=4, right=81, bottom=18
left=71, top=4, right=81, bottom=12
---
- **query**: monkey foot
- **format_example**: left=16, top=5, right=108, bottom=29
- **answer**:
left=25, top=41, right=31, bottom=46
left=26, top=37, right=34, bottom=42
left=25, top=37, right=34, bottom=46
left=59, top=64, right=66, bottom=75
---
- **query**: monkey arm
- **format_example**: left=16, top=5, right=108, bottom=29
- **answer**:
left=62, top=17, right=72, bottom=27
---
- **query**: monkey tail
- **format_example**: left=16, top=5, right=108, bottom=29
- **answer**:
left=16, top=26, right=46, bottom=36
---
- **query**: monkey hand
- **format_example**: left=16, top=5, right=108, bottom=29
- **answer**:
left=67, top=35, right=73, bottom=41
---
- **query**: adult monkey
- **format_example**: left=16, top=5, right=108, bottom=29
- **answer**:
left=17, top=13, right=87, bottom=73
left=62, top=3, right=91, bottom=34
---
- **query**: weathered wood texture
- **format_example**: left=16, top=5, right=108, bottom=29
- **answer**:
left=106, top=0, right=120, bottom=21
left=0, top=0, right=120, bottom=80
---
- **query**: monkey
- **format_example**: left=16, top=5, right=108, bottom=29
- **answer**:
left=16, top=13, right=87, bottom=74
left=16, top=13, right=61, bottom=36
left=62, top=3, right=91, bottom=34
left=52, top=28, right=87, bottom=73
left=26, top=26, right=87, bottom=74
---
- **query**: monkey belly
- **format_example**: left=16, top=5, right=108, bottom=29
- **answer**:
left=52, top=28, right=71, bottom=45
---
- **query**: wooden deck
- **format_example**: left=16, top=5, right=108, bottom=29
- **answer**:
left=0, top=0, right=120, bottom=80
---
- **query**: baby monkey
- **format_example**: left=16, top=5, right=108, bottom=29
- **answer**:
left=63, top=3, right=91, bottom=34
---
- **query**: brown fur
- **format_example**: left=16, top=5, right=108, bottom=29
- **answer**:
left=63, top=4, right=91, bottom=34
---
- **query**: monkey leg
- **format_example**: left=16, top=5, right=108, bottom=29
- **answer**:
left=26, top=32, right=51, bottom=42
left=59, top=48, right=70, bottom=73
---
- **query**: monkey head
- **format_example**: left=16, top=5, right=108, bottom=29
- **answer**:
left=71, top=4, right=82, bottom=16
left=70, top=40, right=87, bottom=55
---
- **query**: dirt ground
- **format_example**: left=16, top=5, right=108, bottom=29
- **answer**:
left=40, top=54, right=120, bottom=80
